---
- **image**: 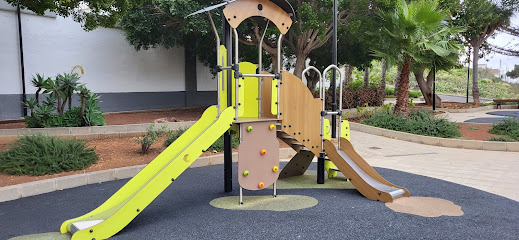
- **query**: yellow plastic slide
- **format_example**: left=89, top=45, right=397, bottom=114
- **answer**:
left=60, top=105, right=235, bottom=240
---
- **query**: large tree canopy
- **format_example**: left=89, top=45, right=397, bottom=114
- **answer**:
left=507, top=65, right=519, bottom=79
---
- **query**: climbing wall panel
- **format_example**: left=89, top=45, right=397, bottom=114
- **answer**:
left=238, top=121, right=280, bottom=190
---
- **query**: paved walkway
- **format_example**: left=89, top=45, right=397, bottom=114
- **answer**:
left=348, top=130, right=519, bottom=201
left=443, top=109, right=518, bottom=123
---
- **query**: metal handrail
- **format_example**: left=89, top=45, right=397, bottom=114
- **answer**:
left=321, top=65, right=343, bottom=149
left=258, top=21, right=269, bottom=117
left=233, top=28, right=239, bottom=120
left=207, top=12, right=221, bottom=116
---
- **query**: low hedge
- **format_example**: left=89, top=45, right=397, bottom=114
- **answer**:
left=361, top=110, right=461, bottom=138
left=315, top=87, right=385, bottom=109
left=0, top=135, right=98, bottom=176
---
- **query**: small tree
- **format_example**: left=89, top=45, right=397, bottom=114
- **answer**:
left=375, top=0, right=456, bottom=116
left=506, top=65, right=519, bottom=79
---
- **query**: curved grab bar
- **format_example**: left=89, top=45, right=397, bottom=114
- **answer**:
left=321, top=65, right=343, bottom=149
left=303, top=66, right=323, bottom=142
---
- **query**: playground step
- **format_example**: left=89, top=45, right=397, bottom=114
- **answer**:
left=328, top=167, right=339, bottom=172
left=282, top=136, right=295, bottom=140
left=70, top=220, right=104, bottom=234
left=292, top=142, right=303, bottom=146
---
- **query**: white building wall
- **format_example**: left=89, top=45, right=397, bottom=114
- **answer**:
left=196, top=59, right=217, bottom=91
left=0, top=10, right=22, bottom=94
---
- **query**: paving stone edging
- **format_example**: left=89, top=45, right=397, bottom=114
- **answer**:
left=0, top=121, right=197, bottom=144
left=0, top=148, right=298, bottom=203
left=350, top=122, right=519, bottom=152
left=415, top=104, right=518, bottom=113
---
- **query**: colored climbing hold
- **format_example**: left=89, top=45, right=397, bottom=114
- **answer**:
left=243, top=170, right=249, bottom=176
left=269, top=124, right=275, bottom=130
left=247, top=126, right=253, bottom=132
left=258, top=182, right=265, bottom=188
left=272, top=166, right=279, bottom=172
left=260, top=149, right=267, bottom=155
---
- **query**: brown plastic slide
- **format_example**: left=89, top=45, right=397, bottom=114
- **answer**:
left=323, top=138, right=409, bottom=202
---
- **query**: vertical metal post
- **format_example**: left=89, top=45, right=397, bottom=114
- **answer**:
left=17, top=5, right=27, bottom=117
left=331, top=0, right=338, bottom=138
left=239, top=187, right=243, bottom=204
left=207, top=12, right=221, bottom=116
left=276, top=34, right=283, bottom=119
left=258, top=21, right=269, bottom=117
left=273, top=181, right=277, bottom=197
left=317, top=153, right=325, bottom=184
left=223, top=17, right=233, bottom=193
left=432, top=65, right=436, bottom=111
left=233, top=29, right=239, bottom=120
left=466, top=47, right=470, bottom=103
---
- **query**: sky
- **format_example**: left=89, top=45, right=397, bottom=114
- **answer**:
left=480, top=14, right=519, bottom=81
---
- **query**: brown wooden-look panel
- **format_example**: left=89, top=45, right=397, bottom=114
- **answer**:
left=278, top=150, right=315, bottom=179
left=278, top=71, right=323, bottom=156
left=323, top=139, right=409, bottom=202
left=238, top=121, right=280, bottom=190
left=223, top=0, right=293, bottom=34
left=340, top=139, right=408, bottom=195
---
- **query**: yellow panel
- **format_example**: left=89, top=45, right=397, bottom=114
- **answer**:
left=271, top=79, right=278, bottom=115
left=239, top=62, right=258, bottom=118
left=323, top=119, right=331, bottom=140
left=341, top=120, right=351, bottom=141
left=219, top=45, right=228, bottom=111
left=62, top=106, right=235, bottom=240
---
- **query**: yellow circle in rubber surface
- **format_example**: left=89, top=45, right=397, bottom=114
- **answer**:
left=273, top=166, right=279, bottom=172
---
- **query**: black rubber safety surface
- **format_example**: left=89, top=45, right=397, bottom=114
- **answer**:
left=486, top=111, right=519, bottom=118
left=1, top=163, right=518, bottom=239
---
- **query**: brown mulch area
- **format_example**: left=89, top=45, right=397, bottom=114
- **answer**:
left=415, top=102, right=487, bottom=109
left=0, top=107, right=208, bottom=129
left=0, top=136, right=291, bottom=187
left=457, top=123, right=503, bottom=141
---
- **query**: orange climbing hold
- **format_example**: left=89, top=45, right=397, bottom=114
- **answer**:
left=260, top=149, right=267, bottom=155
left=258, top=182, right=265, bottom=188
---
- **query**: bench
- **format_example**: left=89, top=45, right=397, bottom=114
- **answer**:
left=493, top=99, right=519, bottom=109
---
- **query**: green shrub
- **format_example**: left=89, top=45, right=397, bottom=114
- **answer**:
left=385, top=87, right=395, bottom=96
left=362, top=110, right=461, bottom=138
left=164, top=128, right=239, bottom=152
left=409, top=91, right=422, bottom=98
left=488, top=136, right=517, bottom=142
left=135, top=124, right=170, bottom=154
left=0, top=135, right=98, bottom=176
left=488, top=118, right=519, bottom=141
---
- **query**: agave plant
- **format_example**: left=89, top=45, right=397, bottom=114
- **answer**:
left=30, top=74, right=50, bottom=105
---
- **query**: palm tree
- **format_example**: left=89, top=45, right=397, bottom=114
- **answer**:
left=374, top=0, right=456, bottom=116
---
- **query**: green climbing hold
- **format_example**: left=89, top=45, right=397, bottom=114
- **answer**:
left=243, top=170, right=249, bottom=176
left=247, top=126, right=253, bottom=132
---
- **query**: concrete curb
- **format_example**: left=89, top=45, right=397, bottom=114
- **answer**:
left=349, top=122, right=519, bottom=152
left=415, top=104, right=517, bottom=113
left=0, top=148, right=297, bottom=203
left=0, top=121, right=196, bottom=144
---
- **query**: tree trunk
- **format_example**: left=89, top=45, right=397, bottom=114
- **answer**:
left=394, top=67, right=402, bottom=98
left=381, top=58, right=387, bottom=90
left=35, top=88, right=41, bottom=105
left=68, top=93, right=72, bottom=110
left=394, top=58, right=411, bottom=117
left=80, top=96, right=86, bottom=117
left=472, top=45, right=480, bottom=104
left=56, top=92, right=62, bottom=116
left=293, top=54, right=306, bottom=80
left=414, top=69, right=442, bottom=107
left=343, top=64, right=353, bottom=88
left=305, top=70, right=320, bottom=92
left=271, top=53, right=278, bottom=74
left=363, top=67, right=369, bottom=88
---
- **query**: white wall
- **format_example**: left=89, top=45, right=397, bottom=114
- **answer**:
left=0, top=10, right=21, bottom=94
left=0, top=8, right=216, bottom=95
left=196, top=59, right=217, bottom=91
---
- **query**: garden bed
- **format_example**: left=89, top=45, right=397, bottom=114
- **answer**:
left=0, top=106, right=207, bottom=130
left=0, top=136, right=290, bottom=187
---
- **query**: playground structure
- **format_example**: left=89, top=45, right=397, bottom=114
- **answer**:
left=60, top=0, right=409, bottom=239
